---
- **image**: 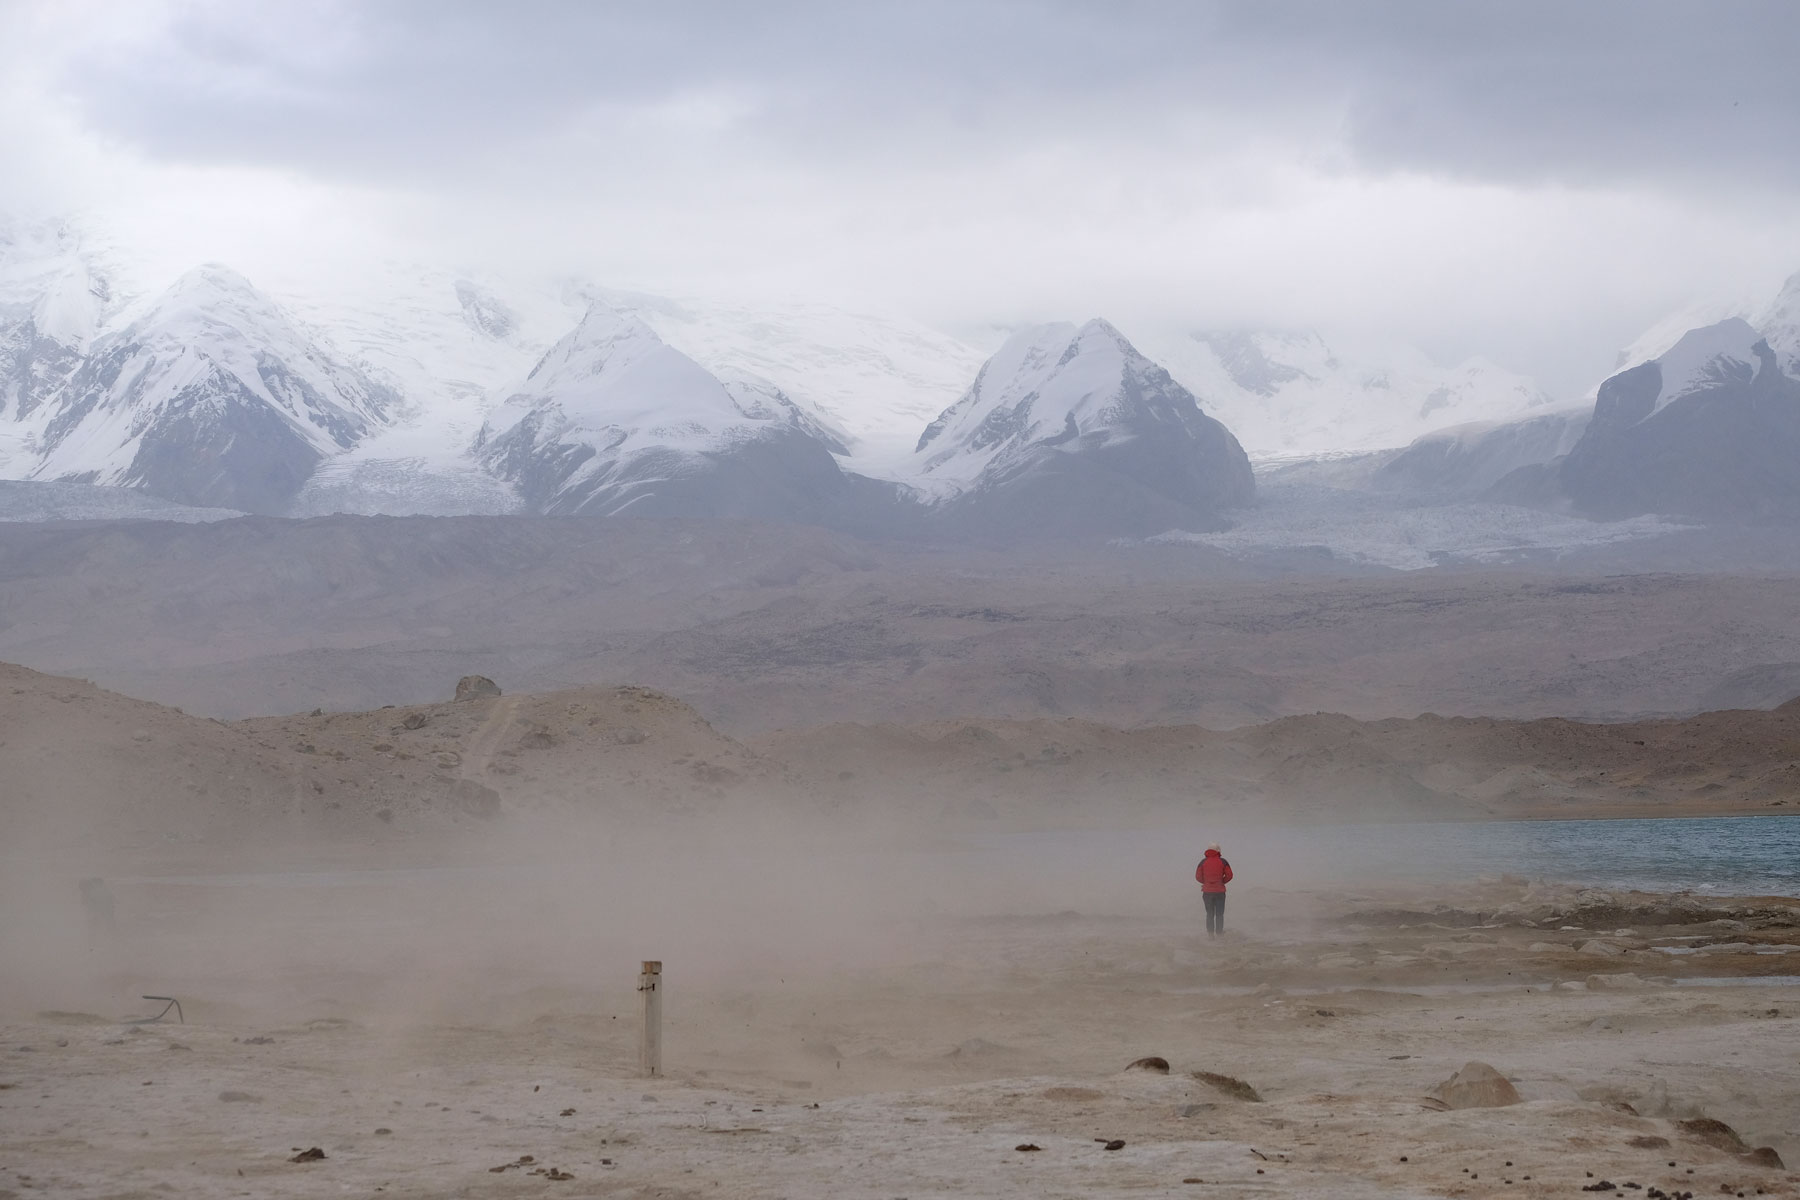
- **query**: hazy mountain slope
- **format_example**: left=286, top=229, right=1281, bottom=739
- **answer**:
left=1373, top=406, right=1591, bottom=498
left=592, top=288, right=982, bottom=458
left=1131, top=327, right=1556, bottom=458
left=905, top=319, right=1254, bottom=536
left=1552, top=320, right=1800, bottom=519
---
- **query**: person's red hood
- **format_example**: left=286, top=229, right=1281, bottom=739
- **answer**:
left=1203, top=848, right=1222, bottom=858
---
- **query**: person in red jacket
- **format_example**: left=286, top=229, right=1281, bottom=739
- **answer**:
left=1195, top=843, right=1233, bottom=936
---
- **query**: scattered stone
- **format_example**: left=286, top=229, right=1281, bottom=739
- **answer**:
left=1192, top=1070, right=1262, bottom=1102
left=401, top=712, right=429, bottom=730
left=454, top=675, right=501, bottom=701
left=1581, top=940, right=1626, bottom=957
left=1126, top=1056, right=1170, bottom=1073
left=241, top=1036, right=275, bottom=1045
left=1629, top=1136, right=1672, bottom=1149
left=1015, top=1143, right=1041, bottom=1152
left=1429, top=1062, right=1521, bottom=1109
left=559, top=1107, right=576, bottom=1116
left=1103, top=1139, right=1126, bottom=1151
left=1745, top=1146, right=1784, bottom=1169
left=373, top=1128, right=391, bottom=1135
left=218, top=1091, right=261, bottom=1103
left=288, top=1147, right=326, bottom=1163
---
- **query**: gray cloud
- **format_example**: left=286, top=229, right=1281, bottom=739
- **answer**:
left=8, top=0, right=1800, bottom=400
left=54, top=0, right=1800, bottom=191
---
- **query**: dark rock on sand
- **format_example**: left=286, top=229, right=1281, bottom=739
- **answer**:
left=454, top=675, right=502, bottom=701
left=1676, top=1116, right=1746, bottom=1153
left=1430, top=1061, right=1521, bottom=1109
left=1192, top=1070, right=1262, bottom=1102
left=1126, top=1056, right=1170, bottom=1073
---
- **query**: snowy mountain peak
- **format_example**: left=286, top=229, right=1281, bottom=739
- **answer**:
left=127, top=264, right=291, bottom=341
left=25, top=265, right=395, bottom=512
left=1651, top=317, right=1762, bottom=415
left=901, top=317, right=1254, bottom=533
left=1759, top=270, right=1800, bottom=374
left=1616, top=268, right=1800, bottom=382
left=914, top=319, right=1135, bottom=471
left=475, top=301, right=854, bottom=517
left=498, top=303, right=733, bottom=440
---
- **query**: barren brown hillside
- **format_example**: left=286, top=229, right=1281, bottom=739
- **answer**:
left=6, top=663, right=1798, bottom=862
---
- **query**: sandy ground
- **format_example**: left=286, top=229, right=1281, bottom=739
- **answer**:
left=4, top=876, right=1796, bottom=1200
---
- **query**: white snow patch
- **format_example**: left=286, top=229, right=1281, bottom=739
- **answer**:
left=1143, top=482, right=1692, bottom=571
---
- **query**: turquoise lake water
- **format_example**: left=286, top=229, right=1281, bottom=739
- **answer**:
left=968, top=815, right=1800, bottom=900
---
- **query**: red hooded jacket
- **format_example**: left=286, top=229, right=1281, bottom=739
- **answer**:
left=1196, top=848, right=1233, bottom=893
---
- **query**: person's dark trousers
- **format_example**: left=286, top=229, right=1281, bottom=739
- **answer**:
left=1203, top=891, right=1226, bottom=935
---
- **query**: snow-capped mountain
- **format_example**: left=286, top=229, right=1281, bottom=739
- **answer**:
left=1504, top=317, right=1800, bottom=520
left=30, top=264, right=395, bottom=512
left=1128, top=327, right=1557, bottom=459
left=276, top=269, right=983, bottom=514
left=473, top=305, right=860, bottom=520
left=904, top=319, right=1254, bottom=535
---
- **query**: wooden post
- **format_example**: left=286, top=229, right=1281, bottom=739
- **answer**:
left=638, top=960, right=662, bottom=1077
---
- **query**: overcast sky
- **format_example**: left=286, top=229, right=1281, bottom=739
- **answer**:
left=5, top=0, right=1800, bottom=393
